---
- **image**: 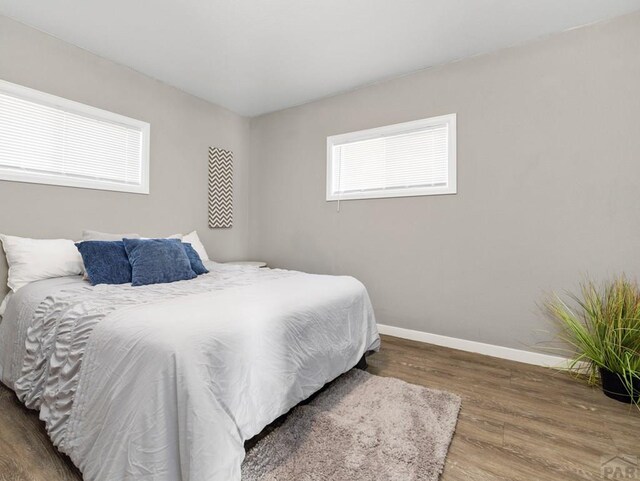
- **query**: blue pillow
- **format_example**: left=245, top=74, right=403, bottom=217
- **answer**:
left=123, top=238, right=197, bottom=287
left=76, top=241, right=132, bottom=285
left=182, top=242, right=209, bottom=275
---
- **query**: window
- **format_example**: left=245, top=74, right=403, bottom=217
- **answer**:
left=0, top=79, right=150, bottom=194
left=326, top=114, right=456, bottom=201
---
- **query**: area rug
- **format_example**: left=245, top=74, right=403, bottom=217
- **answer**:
left=242, top=369, right=461, bottom=481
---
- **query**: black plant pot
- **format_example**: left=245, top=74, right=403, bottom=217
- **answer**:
left=599, top=368, right=640, bottom=404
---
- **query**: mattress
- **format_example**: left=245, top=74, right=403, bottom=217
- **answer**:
left=0, top=263, right=380, bottom=481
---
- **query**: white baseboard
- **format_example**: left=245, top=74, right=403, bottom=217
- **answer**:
left=377, top=323, right=571, bottom=368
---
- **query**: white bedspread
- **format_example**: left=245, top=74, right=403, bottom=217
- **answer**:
left=0, top=264, right=379, bottom=481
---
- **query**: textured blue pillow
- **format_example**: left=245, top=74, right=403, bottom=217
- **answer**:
left=123, top=238, right=197, bottom=287
left=182, top=242, right=209, bottom=275
left=76, top=241, right=132, bottom=285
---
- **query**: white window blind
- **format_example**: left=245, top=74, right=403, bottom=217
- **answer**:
left=327, top=114, right=456, bottom=201
left=0, top=79, right=150, bottom=194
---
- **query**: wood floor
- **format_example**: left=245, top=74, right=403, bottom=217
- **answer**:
left=1, top=334, right=638, bottom=480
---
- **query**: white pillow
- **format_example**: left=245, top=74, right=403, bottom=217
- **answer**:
left=181, top=231, right=210, bottom=262
left=82, top=230, right=141, bottom=241
left=0, top=234, right=84, bottom=292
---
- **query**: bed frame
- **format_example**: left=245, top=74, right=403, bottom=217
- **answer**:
left=354, top=353, right=369, bottom=370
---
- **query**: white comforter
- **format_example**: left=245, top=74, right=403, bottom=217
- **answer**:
left=0, top=264, right=379, bottom=481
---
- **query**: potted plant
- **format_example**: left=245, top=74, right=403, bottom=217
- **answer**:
left=544, top=275, right=640, bottom=405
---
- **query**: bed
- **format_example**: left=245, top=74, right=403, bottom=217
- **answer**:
left=0, top=262, right=380, bottom=481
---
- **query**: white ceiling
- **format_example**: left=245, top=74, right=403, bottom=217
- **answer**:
left=1, top=1, right=639, bottom=117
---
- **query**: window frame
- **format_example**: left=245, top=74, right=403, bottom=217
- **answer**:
left=326, top=113, right=456, bottom=201
left=0, top=79, right=150, bottom=194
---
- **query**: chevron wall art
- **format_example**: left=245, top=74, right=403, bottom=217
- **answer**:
left=208, top=146, right=233, bottom=228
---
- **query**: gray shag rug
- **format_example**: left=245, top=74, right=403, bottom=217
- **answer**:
left=242, top=369, right=461, bottom=481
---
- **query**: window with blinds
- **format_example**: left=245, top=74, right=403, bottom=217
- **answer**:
left=327, top=114, right=456, bottom=201
left=0, top=80, right=150, bottom=194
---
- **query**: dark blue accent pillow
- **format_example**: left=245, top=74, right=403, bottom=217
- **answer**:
left=76, top=241, right=132, bottom=285
left=123, top=238, right=197, bottom=287
left=182, top=242, right=209, bottom=275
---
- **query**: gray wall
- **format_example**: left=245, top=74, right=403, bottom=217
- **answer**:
left=3, top=12, right=640, bottom=354
left=249, top=12, right=640, bottom=352
left=0, top=16, right=251, bottom=298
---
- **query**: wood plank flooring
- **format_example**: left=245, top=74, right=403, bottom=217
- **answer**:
left=1, top=334, right=638, bottom=480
